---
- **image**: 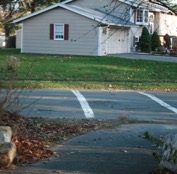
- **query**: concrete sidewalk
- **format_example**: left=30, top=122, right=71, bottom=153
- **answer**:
left=3, top=123, right=177, bottom=174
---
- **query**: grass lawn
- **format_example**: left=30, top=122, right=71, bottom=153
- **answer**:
left=0, top=48, right=177, bottom=91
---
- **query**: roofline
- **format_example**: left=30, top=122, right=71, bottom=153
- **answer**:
left=13, top=3, right=60, bottom=23
left=119, top=0, right=173, bottom=13
left=13, top=3, right=108, bottom=24
left=61, top=0, right=74, bottom=4
left=13, top=0, right=73, bottom=23
left=13, top=3, right=131, bottom=27
left=59, top=4, right=115, bottom=25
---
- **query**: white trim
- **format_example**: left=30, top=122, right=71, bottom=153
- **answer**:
left=61, top=0, right=74, bottom=4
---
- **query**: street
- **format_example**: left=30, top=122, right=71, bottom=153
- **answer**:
left=110, top=53, right=177, bottom=63
left=3, top=89, right=177, bottom=174
left=11, top=89, right=177, bottom=123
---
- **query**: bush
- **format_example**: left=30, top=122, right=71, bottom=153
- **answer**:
left=156, top=47, right=167, bottom=54
left=139, top=27, right=151, bottom=53
left=6, top=56, right=20, bottom=72
left=151, top=31, right=161, bottom=51
left=164, top=34, right=171, bottom=50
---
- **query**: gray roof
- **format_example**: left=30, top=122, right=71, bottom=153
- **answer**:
left=69, top=5, right=136, bottom=26
left=119, top=0, right=171, bottom=13
left=13, top=2, right=137, bottom=27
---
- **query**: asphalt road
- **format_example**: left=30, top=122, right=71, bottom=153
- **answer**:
left=3, top=89, right=177, bottom=174
left=8, top=89, right=177, bottom=123
left=110, top=53, right=177, bottom=63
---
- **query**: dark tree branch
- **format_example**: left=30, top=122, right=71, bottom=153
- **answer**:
left=149, top=0, right=177, bottom=15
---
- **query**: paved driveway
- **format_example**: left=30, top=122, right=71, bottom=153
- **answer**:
left=109, top=53, right=177, bottom=63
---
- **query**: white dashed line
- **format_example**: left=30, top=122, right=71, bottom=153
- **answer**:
left=72, top=90, right=94, bottom=118
left=139, top=92, right=177, bottom=114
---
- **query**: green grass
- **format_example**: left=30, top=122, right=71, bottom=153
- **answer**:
left=0, top=48, right=177, bottom=91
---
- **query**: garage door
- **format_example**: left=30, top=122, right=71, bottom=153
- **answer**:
left=107, top=28, right=129, bottom=54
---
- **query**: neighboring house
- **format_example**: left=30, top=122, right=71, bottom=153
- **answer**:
left=13, top=0, right=177, bottom=56
left=0, top=32, right=5, bottom=47
left=16, top=29, right=22, bottom=49
left=170, top=0, right=177, bottom=4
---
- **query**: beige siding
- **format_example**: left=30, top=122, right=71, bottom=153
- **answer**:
left=158, top=13, right=177, bottom=36
left=154, top=12, right=160, bottom=34
left=22, top=8, right=99, bottom=55
left=16, top=29, right=21, bottom=48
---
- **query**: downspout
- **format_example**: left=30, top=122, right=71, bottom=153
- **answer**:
left=21, top=23, right=24, bottom=53
left=98, top=27, right=102, bottom=56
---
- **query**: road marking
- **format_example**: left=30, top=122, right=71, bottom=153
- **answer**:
left=72, top=90, right=94, bottom=118
left=139, top=92, right=177, bottom=114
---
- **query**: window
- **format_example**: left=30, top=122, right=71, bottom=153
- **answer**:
left=54, top=24, right=64, bottom=40
left=136, top=9, right=148, bottom=25
left=50, top=24, right=69, bottom=40
left=136, top=9, right=143, bottom=23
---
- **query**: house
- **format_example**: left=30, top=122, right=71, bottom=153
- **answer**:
left=13, top=0, right=177, bottom=56
left=0, top=32, right=5, bottom=47
left=16, top=29, right=22, bottom=48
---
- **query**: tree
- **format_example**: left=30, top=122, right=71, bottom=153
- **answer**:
left=0, top=0, right=27, bottom=47
left=164, top=33, right=171, bottom=49
left=139, top=26, right=151, bottom=53
left=151, top=31, right=161, bottom=51
left=0, top=0, right=63, bottom=47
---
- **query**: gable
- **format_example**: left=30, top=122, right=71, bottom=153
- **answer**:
left=13, top=1, right=136, bottom=27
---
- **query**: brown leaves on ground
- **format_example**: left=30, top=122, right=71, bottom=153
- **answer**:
left=154, top=168, right=177, bottom=174
left=13, top=137, right=53, bottom=164
left=0, top=110, right=121, bottom=165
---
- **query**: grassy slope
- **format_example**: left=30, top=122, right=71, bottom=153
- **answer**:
left=0, top=49, right=177, bottom=91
